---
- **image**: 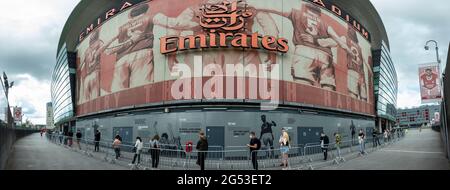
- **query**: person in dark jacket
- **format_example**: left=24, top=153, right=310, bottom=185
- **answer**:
left=247, top=132, right=261, bottom=170
left=372, top=128, right=381, bottom=147
left=350, top=121, right=356, bottom=145
left=196, top=132, right=208, bottom=171
left=320, top=132, right=330, bottom=160
left=68, top=131, right=74, bottom=147
left=94, top=130, right=101, bottom=152
left=76, top=130, right=82, bottom=150
left=149, top=135, right=161, bottom=168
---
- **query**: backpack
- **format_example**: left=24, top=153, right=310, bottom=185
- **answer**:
left=324, top=136, right=330, bottom=145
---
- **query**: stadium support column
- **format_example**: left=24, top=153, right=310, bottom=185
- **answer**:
left=378, top=119, right=382, bottom=132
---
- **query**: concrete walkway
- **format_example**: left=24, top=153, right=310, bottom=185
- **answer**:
left=5, top=133, right=127, bottom=170
left=5, top=129, right=449, bottom=170
left=320, top=128, right=450, bottom=170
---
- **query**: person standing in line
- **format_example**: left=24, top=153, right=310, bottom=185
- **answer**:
left=115, top=133, right=123, bottom=142
left=387, top=129, right=391, bottom=142
left=350, top=121, right=356, bottom=145
left=94, top=130, right=101, bottom=152
left=68, top=130, right=74, bottom=147
left=149, top=135, right=161, bottom=169
left=334, top=132, right=342, bottom=159
left=376, top=129, right=381, bottom=146
left=358, top=129, right=366, bottom=155
left=112, top=135, right=122, bottom=160
left=279, top=128, right=290, bottom=169
left=372, top=128, right=381, bottom=148
left=54, top=131, right=58, bottom=143
left=320, top=132, right=330, bottom=161
left=59, top=131, right=63, bottom=144
left=63, top=131, right=67, bottom=145
left=76, top=130, right=82, bottom=150
left=196, top=132, right=208, bottom=171
left=52, top=131, right=56, bottom=142
left=247, top=132, right=261, bottom=171
left=131, top=137, right=144, bottom=165
left=393, top=128, right=396, bottom=139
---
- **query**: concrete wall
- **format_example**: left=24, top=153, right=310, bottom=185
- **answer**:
left=442, top=43, right=450, bottom=159
left=0, top=126, right=38, bottom=170
left=76, top=108, right=375, bottom=148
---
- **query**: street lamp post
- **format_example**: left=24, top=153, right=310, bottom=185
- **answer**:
left=424, top=40, right=443, bottom=100
left=424, top=40, right=441, bottom=64
left=1, top=72, right=14, bottom=127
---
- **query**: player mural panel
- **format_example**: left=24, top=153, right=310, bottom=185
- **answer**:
left=76, top=0, right=374, bottom=116
left=419, top=63, right=442, bottom=103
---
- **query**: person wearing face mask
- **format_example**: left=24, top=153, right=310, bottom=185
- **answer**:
left=247, top=132, right=261, bottom=170
left=196, top=132, right=209, bottom=171
left=320, top=132, right=330, bottom=161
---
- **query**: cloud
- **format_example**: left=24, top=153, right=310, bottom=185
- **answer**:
left=8, top=74, right=51, bottom=124
left=370, top=0, right=450, bottom=108
left=0, top=0, right=79, bottom=124
left=1, top=0, right=449, bottom=123
left=0, top=0, right=79, bottom=80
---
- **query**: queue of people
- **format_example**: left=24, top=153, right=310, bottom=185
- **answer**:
left=247, top=128, right=291, bottom=171
left=44, top=121, right=406, bottom=171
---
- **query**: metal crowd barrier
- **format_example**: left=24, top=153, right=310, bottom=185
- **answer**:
left=46, top=130, right=407, bottom=170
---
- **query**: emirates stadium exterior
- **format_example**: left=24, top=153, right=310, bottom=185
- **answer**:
left=52, top=0, right=397, bottom=148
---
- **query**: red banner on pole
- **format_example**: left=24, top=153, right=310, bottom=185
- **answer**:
left=419, top=63, right=442, bottom=103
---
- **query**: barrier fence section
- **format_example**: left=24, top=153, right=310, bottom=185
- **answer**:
left=46, top=128, right=407, bottom=170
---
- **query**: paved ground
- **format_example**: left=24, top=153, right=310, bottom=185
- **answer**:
left=5, top=133, right=127, bottom=170
left=320, top=128, right=450, bottom=170
left=4, top=129, right=450, bottom=170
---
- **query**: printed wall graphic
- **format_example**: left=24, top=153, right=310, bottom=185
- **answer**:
left=419, top=63, right=442, bottom=103
left=13, top=107, right=22, bottom=122
left=76, top=0, right=374, bottom=116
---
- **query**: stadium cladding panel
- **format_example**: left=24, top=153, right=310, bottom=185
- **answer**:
left=56, top=0, right=390, bottom=147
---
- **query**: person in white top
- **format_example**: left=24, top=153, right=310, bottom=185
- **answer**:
left=131, top=137, right=144, bottom=165
left=279, top=128, right=290, bottom=169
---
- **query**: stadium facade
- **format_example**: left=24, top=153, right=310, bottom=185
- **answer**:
left=52, top=0, right=397, bottom=148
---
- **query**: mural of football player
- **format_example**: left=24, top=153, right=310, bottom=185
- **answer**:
left=346, top=26, right=369, bottom=101
left=104, top=3, right=155, bottom=93
left=421, top=68, right=439, bottom=96
left=80, top=29, right=103, bottom=103
left=260, top=3, right=349, bottom=91
left=222, top=0, right=280, bottom=75
left=154, top=0, right=223, bottom=74
left=154, top=0, right=279, bottom=76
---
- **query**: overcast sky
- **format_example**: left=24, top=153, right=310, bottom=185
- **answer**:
left=0, top=0, right=449, bottom=124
